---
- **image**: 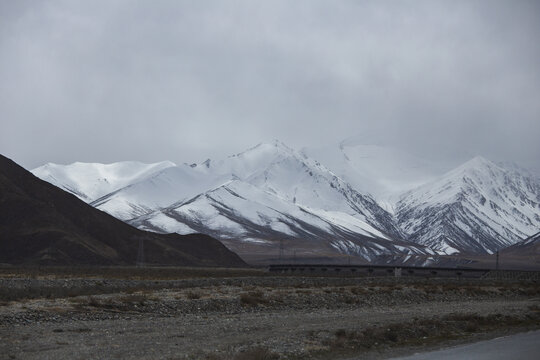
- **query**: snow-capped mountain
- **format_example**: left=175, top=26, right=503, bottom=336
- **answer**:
left=31, top=160, right=176, bottom=202
left=396, top=156, right=540, bottom=254
left=31, top=141, right=433, bottom=261
left=90, top=164, right=230, bottom=220
left=131, top=179, right=429, bottom=261
left=30, top=139, right=540, bottom=260
left=92, top=141, right=421, bottom=259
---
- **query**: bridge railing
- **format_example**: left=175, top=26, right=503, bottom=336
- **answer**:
left=267, top=264, right=540, bottom=280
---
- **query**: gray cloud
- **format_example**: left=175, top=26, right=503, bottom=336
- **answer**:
left=1, top=0, right=539, bottom=170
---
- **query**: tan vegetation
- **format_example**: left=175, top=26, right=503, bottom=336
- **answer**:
left=1, top=269, right=539, bottom=359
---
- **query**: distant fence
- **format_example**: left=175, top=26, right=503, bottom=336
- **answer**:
left=268, top=264, right=540, bottom=280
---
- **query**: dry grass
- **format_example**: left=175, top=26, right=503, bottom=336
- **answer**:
left=233, top=346, right=279, bottom=360
left=200, top=346, right=279, bottom=360
left=240, top=290, right=268, bottom=306
left=323, top=311, right=540, bottom=354
left=186, top=291, right=202, bottom=300
left=0, top=265, right=263, bottom=280
left=349, top=286, right=368, bottom=295
left=2, top=270, right=539, bottom=303
left=69, top=293, right=156, bottom=312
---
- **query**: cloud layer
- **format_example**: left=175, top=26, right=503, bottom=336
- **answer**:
left=1, top=0, right=539, bottom=169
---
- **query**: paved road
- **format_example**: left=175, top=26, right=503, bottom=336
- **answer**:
left=388, top=330, right=540, bottom=360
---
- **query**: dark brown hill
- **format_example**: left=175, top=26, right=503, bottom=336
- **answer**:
left=0, top=154, right=246, bottom=267
left=501, top=231, right=540, bottom=256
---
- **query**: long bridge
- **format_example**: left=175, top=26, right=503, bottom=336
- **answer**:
left=267, top=263, right=540, bottom=280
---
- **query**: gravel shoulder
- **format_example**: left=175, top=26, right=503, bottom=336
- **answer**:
left=1, top=276, right=539, bottom=359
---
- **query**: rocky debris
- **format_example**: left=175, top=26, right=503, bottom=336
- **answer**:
left=1, top=276, right=539, bottom=359
left=0, top=278, right=537, bottom=324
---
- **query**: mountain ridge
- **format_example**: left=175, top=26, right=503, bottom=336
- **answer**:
left=29, top=140, right=540, bottom=259
left=396, top=156, right=540, bottom=254
left=31, top=160, right=177, bottom=202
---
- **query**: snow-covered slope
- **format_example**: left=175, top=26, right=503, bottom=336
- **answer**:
left=303, top=137, right=447, bottom=211
left=30, top=141, right=433, bottom=260
left=396, top=156, right=540, bottom=254
left=31, top=160, right=176, bottom=202
left=130, top=179, right=429, bottom=260
left=88, top=140, right=416, bottom=259
left=91, top=164, right=230, bottom=220
left=30, top=140, right=540, bottom=259
left=229, top=141, right=404, bottom=239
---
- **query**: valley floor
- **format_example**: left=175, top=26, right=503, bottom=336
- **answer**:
left=1, top=270, right=539, bottom=359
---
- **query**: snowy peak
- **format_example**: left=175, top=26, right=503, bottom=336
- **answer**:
left=399, top=156, right=502, bottom=205
left=447, top=155, right=501, bottom=180
left=244, top=151, right=405, bottom=240
left=460, top=155, right=492, bottom=167
left=31, top=160, right=176, bottom=202
left=32, top=140, right=414, bottom=260
left=235, top=139, right=296, bottom=156
left=400, top=155, right=538, bottom=208
left=207, top=140, right=303, bottom=180
left=89, top=140, right=320, bottom=221
left=228, top=140, right=298, bottom=164
left=29, top=140, right=540, bottom=260
left=397, top=156, right=540, bottom=254
left=91, top=140, right=404, bottom=244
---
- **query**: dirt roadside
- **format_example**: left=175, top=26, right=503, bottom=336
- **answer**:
left=1, top=276, right=539, bottom=359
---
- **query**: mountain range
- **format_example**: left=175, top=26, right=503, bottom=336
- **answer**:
left=0, top=154, right=245, bottom=267
left=31, top=139, right=540, bottom=262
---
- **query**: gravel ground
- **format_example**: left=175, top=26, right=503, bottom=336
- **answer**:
left=1, top=276, right=539, bottom=359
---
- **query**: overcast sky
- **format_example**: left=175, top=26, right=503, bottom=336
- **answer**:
left=1, top=0, right=539, bottom=170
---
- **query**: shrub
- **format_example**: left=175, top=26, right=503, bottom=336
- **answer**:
left=233, top=346, right=279, bottom=360
left=240, top=291, right=267, bottom=306
left=186, top=291, right=202, bottom=300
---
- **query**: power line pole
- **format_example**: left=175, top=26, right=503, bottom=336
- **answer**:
left=279, top=239, right=284, bottom=263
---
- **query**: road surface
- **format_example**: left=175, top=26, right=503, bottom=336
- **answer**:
left=388, top=330, right=540, bottom=360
